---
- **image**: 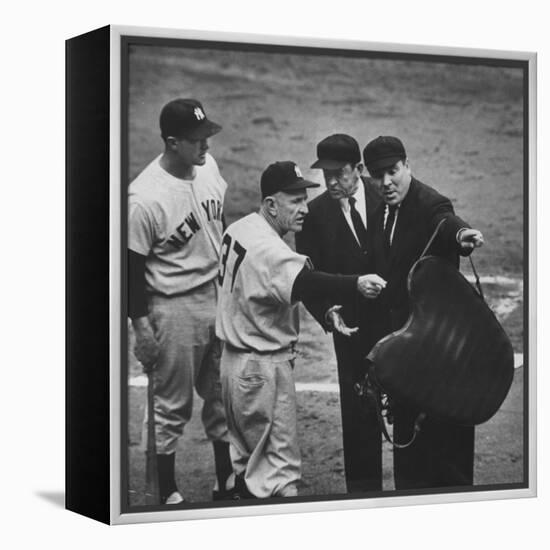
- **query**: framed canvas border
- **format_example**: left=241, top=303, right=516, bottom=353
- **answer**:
left=108, top=24, right=537, bottom=525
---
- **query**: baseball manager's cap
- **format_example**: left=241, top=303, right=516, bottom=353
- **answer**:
left=160, top=98, right=222, bottom=141
left=261, top=161, right=320, bottom=198
left=310, top=134, right=361, bottom=169
left=363, top=136, right=407, bottom=174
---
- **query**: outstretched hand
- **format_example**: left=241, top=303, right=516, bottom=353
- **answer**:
left=326, top=305, right=359, bottom=337
left=357, top=274, right=386, bottom=299
left=458, top=228, right=484, bottom=250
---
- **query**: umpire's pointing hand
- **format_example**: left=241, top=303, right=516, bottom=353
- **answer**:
left=458, top=228, right=484, bottom=250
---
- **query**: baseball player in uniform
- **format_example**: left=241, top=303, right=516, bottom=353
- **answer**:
left=128, top=98, right=233, bottom=504
left=216, top=161, right=386, bottom=499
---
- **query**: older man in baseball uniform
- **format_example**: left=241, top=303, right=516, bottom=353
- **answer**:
left=128, top=98, right=232, bottom=504
left=216, top=161, right=386, bottom=499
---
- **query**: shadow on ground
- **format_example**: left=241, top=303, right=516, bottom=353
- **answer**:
left=35, top=491, right=65, bottom=509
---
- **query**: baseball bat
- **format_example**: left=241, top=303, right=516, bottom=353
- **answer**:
left=144, top=370, right=160, bottom=505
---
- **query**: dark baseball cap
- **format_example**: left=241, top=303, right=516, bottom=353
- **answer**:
left=363, top=136, right=407, bottom=174
left=261, top=161, right=320, bottom=198
left=160, top=98, right=222, bottom=141
left=310, top=134, right=361, bottom=169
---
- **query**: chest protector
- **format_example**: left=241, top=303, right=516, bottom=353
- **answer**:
left=366, top=254, right=514, bottom=427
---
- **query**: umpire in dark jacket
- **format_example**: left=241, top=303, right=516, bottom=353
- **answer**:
left=295, top=134, right=383, bottom=493
left=364, top=135, right=484, bottom=489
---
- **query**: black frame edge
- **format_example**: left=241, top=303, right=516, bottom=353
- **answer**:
left=65, top=24, right=111, bottom=525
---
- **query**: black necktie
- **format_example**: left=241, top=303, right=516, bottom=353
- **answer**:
left=349, top=197, right=368, bottom=250
left=384, top=205, right=397, bottom=251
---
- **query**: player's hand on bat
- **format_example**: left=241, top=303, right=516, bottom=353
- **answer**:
left=458, top=228, right=484, bottom=250
left=357, top=274, right=386, bottom=299
left=326, top=305, right=359, bottom=337
left=132, top=316, right=160, bottom=372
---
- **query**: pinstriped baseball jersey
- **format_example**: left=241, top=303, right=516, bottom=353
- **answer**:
left=128, top=153, right=227, bottom=296
left=215, top=212, right=309, bottom=352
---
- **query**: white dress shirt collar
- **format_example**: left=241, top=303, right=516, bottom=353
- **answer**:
left=338, top=181, right=367, bottom=245
left=339, top=181, right=365, bottom=215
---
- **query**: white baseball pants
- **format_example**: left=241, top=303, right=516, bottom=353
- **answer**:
left=220, top=345, right=300, bottom=498
left=148, top=281, right=228, bottom=454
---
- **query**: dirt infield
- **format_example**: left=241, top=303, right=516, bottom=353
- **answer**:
left=127, top=368, right=523, bottom=506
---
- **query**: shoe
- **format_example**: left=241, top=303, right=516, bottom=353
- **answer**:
left=231, top=473, right=257, bottom=500
left=212, top=472, right=240, bottom=501
left=163, top=491, right=185, bottom=505
left=212, top=486, right=241, bottom=501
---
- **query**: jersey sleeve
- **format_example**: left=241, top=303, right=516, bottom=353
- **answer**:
left=263, top=243, right=309, bottom=305
left=128, top=200, right=156, bottom=256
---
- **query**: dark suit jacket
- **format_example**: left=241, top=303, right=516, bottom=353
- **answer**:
left=370, top=177, right=471, bottom=337
left=295, top=176, right=382, bottom=348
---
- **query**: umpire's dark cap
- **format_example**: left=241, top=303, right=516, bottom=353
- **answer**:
left=363, top=136, right=407, bottom=174
left=310, top=134, right=361, bottom=169
left=261, top=161, right=320, bottom=199
left=160, top=98, right=222, bottom=141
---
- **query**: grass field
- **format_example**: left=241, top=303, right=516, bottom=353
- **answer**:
left=125, top=43, right=526, bottom=507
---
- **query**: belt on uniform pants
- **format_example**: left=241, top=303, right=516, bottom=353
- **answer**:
left=224, top=342, right=297, bottom=362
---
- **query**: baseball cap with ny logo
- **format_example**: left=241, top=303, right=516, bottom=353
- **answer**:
left=160, top=98, right=222, bottom=141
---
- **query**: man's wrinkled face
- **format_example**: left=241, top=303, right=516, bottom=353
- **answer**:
left=322, top=163, right=362, bottom=200
left=273, top=189, right=309, bottom=233
left=370, top=160, right=412, bottom=206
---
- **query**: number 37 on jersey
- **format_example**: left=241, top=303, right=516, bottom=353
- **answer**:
left=218, top=233, right=247, bottom=292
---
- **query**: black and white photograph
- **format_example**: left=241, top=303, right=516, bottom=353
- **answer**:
left=8, top=0, right=548, bottom=546
left=121, top=30, right=532, bottom=517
